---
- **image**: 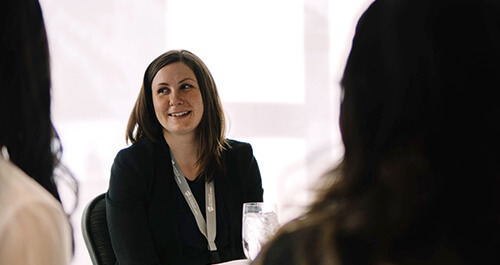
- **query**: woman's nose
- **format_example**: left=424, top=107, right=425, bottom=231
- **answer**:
left=169, top=90, right=183, bottom=106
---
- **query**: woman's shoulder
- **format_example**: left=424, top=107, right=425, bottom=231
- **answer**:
left=224, top=139, right=256, bottom=165
left=223, top=140, right=258, bottom=175
left=0, top=159, right=66, bottom=217
left=117, top=137, right=156, bottom=156
left=225, top=139, right=253, bottom=153
left=114, top=137, right=165, bottom=164
left=0, top=160, right=72, bottom=264
left=111, top=137, right=166, bottom=181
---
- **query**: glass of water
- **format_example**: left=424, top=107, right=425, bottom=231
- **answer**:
left=242, top=202, right=279, bottom=261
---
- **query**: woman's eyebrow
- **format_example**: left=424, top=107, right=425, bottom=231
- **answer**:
left=155, top=78, right=195, bottom=87
left=178, top=78, right=196, bottom=84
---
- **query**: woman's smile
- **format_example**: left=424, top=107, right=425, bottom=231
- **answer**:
left=169, top=110, right=191, bottom=117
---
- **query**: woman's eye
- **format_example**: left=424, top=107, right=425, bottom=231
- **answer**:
left=180, top=84, right=193, bottom=90
left=158, top=88, right=168, bottom=94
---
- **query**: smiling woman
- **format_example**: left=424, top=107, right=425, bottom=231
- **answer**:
left=152, top=62, right=204, bottom=143
left=106, top=49, right=264, bottom=265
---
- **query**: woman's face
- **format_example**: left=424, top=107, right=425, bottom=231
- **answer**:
left=151, top=62, right=204, bottom=139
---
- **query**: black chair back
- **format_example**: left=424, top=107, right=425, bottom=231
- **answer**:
left=81, top=193, right=116, bottom=265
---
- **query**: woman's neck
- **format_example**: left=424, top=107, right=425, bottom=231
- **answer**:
left=164, top=133, right=200, bottom=181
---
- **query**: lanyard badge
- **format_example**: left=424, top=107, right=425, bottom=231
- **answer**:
left=169, top=149, right=219, bottom=262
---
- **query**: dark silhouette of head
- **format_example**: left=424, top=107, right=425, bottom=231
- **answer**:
left=257, top=1, right=500, bottom=264
left=0, top=0, right=62, bottom=200
left=337, top=0, right=500, bottom=263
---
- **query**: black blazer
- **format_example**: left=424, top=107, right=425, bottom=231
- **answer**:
left=106, top=137, right=263, bottom=265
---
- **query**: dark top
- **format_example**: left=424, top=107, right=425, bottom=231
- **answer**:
left=106, top=138, right=263, bottom=265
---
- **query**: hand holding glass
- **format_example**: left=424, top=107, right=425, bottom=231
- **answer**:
left=242, top=202, right=279, bottom=261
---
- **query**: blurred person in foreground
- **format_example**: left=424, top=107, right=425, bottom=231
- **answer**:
left=106, top=49, right=263, bottom=265
left=0, top=0, right=75, bottom=264
left=254, top=0, right=500, bottom=264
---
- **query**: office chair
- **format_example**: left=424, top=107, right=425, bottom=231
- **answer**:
left=81, top=193, right=116, bottom=265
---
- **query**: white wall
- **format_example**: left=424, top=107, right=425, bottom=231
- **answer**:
left=38, top=0, right=373, bottom=264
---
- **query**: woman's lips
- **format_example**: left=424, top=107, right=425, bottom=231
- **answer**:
left=168, top=111, right=190, bottom=117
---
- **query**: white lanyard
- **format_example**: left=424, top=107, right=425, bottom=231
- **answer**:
left=169, top=150, right=218, bottom=253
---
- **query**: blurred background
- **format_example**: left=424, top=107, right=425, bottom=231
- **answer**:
left=38, top=0, right=373, bottom=264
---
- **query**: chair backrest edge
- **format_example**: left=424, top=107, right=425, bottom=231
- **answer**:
left=81, top=193, right=107, bottom=265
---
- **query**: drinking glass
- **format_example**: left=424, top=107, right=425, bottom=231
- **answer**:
left=242, top=202, right=279, bottom=261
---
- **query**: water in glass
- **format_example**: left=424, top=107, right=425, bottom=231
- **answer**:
left=242, top=202, right=279, bottom=260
